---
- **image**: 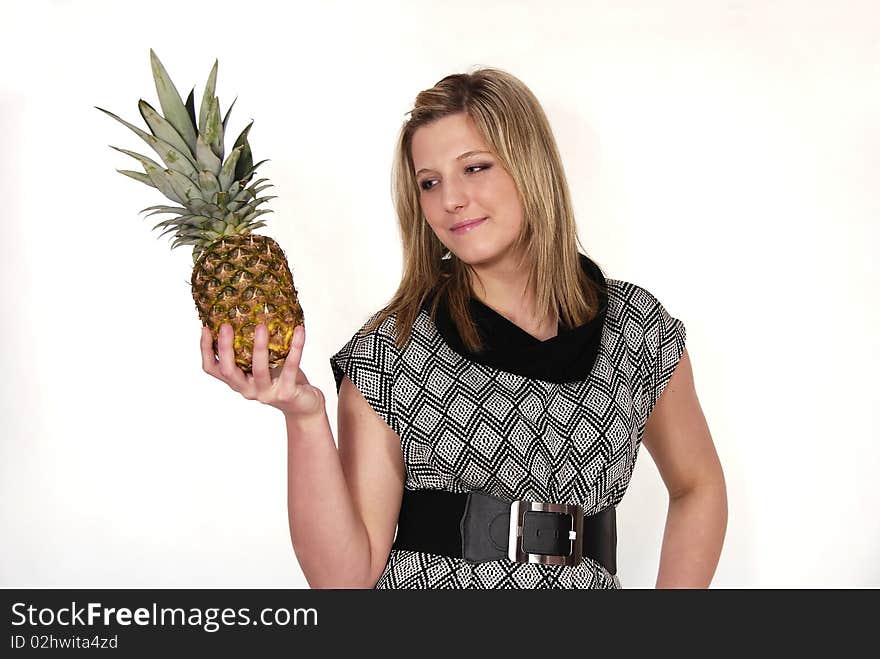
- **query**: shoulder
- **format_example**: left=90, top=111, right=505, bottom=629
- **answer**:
left=329, top=309, right=402, bottom=395
left=603, top=277, right=687, bottom=353
left=362, top=308, right=401, bottom=340
left=337, top=309, right=402, bottom=355
left=604, top=277, right=668, bottom=317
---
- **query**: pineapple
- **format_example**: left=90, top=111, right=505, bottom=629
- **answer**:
left=97, top=49, right=303, bottom=372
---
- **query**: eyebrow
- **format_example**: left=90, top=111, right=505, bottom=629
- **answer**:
left=415, top=150, right=492, bottom=176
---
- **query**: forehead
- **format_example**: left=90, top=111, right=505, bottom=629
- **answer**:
left=411, top=113, right=489, bottom=168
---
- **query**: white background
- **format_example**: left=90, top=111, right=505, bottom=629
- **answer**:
left=1, top=0, right=877, bottom=588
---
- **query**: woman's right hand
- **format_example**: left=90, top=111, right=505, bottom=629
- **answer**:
left=201, top=322, right=326, bottom=419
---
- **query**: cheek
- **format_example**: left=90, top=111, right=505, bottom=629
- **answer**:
left=484, top=173, right=519, bottom=208
left=419, top=199, right=445, bottom=235
left=492, top=181, right=523, bottom=223
left=418, top=188, right=437, bottom=210
left=419, top=198, right=438, bottom=227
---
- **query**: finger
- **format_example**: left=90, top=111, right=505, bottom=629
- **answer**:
left=200, top=326, right=221, bottom=378
left=217, top=323, right=249, bottom=391
left=251, top=324, right=271, bottom=391
left=278, top=323, right=305, bottom=391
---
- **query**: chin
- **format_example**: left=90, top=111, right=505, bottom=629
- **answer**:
left=453, top=247, right=509, bottom=269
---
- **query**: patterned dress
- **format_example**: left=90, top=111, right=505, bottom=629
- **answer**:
left=330, top=254, right=687, bottom=589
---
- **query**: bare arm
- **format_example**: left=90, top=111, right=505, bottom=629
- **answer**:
left=202, top=323, right=404, bottom=588
left=286, top=375, right=404, bottom=588
left=285, top=408, right=373, bottom=587
left=641, top=347, right=728, bottom=588
left=335, top=374, right=405, bottom=586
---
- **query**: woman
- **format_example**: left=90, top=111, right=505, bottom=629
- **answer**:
left=201, top=68, right=727, bottom=589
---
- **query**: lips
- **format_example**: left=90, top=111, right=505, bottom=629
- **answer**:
left=450, top=217, right=488, bottom=233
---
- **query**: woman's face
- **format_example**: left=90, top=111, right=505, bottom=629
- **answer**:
left=411, top=112, right=524, bottom=269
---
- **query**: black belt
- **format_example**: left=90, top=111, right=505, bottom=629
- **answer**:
left=392, top=488, right=617, bottom=575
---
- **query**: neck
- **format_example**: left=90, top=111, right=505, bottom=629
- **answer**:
left=467, top=252, right=557, bottom=335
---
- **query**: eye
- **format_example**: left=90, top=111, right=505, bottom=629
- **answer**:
left=419, top=164, right=492, bottom=191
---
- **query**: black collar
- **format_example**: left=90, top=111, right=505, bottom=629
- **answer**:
left=424, top=253, right=608, bottom=383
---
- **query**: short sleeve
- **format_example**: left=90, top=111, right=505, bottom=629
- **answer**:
left=329, top=314, right=400, bottom=435
left=637, top=287, right=687, bottom=423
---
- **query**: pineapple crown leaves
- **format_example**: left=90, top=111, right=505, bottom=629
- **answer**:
left=97, top=49, right=274, bottom=263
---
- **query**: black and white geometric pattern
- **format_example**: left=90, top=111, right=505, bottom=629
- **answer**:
left=330, top=278, right=686, bottom=589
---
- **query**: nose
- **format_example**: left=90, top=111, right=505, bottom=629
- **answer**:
left=441, top=177, right=468, bottom=213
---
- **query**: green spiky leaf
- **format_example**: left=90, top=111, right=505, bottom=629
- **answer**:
left=222, top=96, right=237, bottom=133
left=225, top=180, right=242, bottom=200
left=244, top=220, right=268, bottom=231
left=98, top=106, right=198, bottom=181
left=149, top=49, right=197, bottom=153
left=238, top=148, right=253, bottom=184
left=237, top=196, right=277, bottom=217
left=184, top=88, right=197, bottom=139
left=196, top=134, right=222, bottom=176
left=240, top=209, right=273, bottom=224
left=198, top=169, right=221, bottom=200
left=218, top=144, right=244, bottom=191
left=157, top=221, right=215, bottom=240
left=117, top=169, right=154, bottom=187
left=206, top=96, right=223, bottom=162
left=194, top=201, right=223, bottom=217
left=231, top=178, right=267, bottom=202
left=138, top=99, right=196, bottom=166
left=198, top=59, right=218, bottom=136
left=152, top=214, right=213, bottom=232
left=139, top=204, right=188, bottom=215
left=143, top=208, right=186, bottom=220
left=165, top=169, right=204, bottom=204
left=238, top=158, right=268, bottom=184
left=170, top=237, right=203, bottom=250
left=231, top=121, right=253, bottom=181
left=227, top=178, right=268, bottom=211
left=231, top=120, right=252, bottom=149
left=110, top=145, right=182, bottom=203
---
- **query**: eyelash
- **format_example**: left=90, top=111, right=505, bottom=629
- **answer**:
left=419, top=164, right=492, bottom=191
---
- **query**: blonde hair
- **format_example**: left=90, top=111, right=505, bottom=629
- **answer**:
left=365, top=66, right=605, bottom=353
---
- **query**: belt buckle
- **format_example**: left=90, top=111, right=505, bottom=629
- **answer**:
left=508, top=499, right=584, bottom=567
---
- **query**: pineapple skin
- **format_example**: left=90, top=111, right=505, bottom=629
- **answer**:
left=192, top=234, right=303, bottom=372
